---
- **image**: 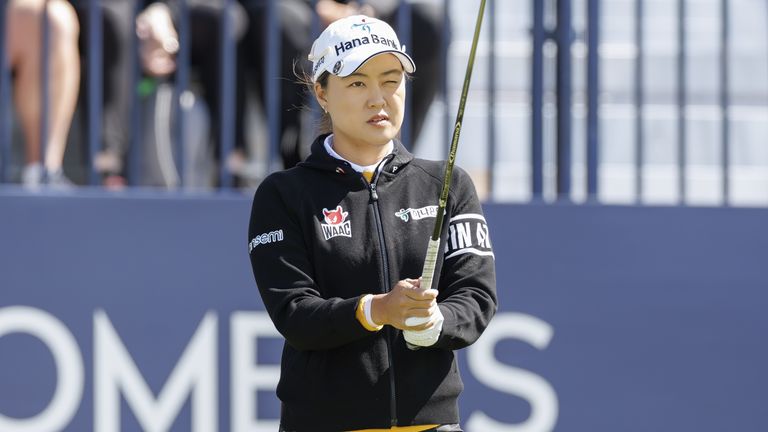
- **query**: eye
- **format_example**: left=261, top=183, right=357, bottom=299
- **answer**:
left=349, top=81, right=365, bottom=88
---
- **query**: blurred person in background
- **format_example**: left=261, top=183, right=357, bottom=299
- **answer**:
left=73, top=0, right=250, bottom=188
left=238, top=0, right=314, bottom=170
left=134, top=0, right=317, bottom=180
left=5, top=0, right=80, bottom=187
left=72, top=0, right=136, bottom=188
left=67, top=0, right=443, bottom=187
left=248, top=15, right=495, bottom=432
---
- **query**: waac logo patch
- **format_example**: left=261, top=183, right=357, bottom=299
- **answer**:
left=321, top=205, right=352, bottom=240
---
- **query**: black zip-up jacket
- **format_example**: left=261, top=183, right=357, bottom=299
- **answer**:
left=247, top=135, right=497, bottom=432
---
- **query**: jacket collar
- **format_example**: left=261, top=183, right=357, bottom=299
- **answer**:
left=299, top=134, right=414, bottom=177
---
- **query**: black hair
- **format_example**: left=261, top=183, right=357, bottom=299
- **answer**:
left=295, top=60, right=332, bottom=134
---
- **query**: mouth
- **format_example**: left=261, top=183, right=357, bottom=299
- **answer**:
left=367, top=113, right=390, bottom=126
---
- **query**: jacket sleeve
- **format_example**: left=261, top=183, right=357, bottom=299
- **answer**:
left=247, top=176, right=372, bottom=351
left=433, top=167, right=498, bottom=350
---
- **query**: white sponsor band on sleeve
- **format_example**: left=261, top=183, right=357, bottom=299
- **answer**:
left=449, top=213, right=487, bottom=223
left=445, top=248, right=496, bottom=260
left=444, top=213, right=494, bottom=260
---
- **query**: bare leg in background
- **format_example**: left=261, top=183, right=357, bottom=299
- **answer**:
left=6, top=0, right=80, bottom=186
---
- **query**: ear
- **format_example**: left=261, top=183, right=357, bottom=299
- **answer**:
left=314, top=82, right=327, bottom=107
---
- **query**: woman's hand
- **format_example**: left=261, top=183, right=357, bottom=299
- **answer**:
left=370, top=278, right=439, bottom=331
left=136, top=3, right=179, bottom=77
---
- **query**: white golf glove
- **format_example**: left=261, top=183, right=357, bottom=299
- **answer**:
left=403, top=306, right=444, bottom=347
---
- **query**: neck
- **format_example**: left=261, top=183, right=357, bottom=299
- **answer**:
left=330, top=133, right=393, bottom=167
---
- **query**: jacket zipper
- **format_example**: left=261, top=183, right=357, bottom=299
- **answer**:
left=365, top=176, right=398, bottom=427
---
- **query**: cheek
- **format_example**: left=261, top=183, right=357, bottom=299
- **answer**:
left=325, top=94, right=349, bottom=120
left=395, top=82, right=406, bottom=101
left=390, top=88, right=407, bottom=117
left=328, top=89, right=361, bottom=113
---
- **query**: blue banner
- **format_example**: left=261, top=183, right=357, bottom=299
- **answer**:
left=1, top=191, right=767, bottom=431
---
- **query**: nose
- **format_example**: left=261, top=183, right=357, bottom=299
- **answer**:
left=367, top=85, right=386, bottom=109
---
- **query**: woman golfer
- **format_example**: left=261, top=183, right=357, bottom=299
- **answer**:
left=247, top=14, right=497, bottom=432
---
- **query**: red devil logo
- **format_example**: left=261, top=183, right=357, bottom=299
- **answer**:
left=322, top=206, right=348, bottom=225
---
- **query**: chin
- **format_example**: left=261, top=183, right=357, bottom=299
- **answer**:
left=365, top=129, right=399, bottom=145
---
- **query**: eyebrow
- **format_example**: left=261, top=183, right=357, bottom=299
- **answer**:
left=344, top=69, right=404, bottom=79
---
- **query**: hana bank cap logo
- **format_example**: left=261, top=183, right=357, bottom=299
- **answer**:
left=321, top=205, right=352, bottom=240
left=351, top=20, right=372, bottom=33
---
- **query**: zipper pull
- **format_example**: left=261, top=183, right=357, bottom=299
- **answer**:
left=369, top=183, right=379, bottom=201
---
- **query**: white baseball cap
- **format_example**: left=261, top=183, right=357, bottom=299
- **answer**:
left=308, top=15, right=416, bottom=82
